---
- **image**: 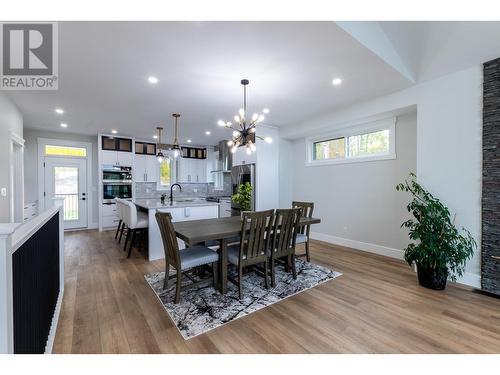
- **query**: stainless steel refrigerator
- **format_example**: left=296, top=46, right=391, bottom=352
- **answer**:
left=231, top=163, right=256, bottom=215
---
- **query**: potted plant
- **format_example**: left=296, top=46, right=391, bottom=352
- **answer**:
left=396, top=173, right=476, bottom=290
left=232, top=182, right=252, bottom=217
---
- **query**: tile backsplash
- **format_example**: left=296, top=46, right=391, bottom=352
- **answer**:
left=135, top=175, right=232, bottom=199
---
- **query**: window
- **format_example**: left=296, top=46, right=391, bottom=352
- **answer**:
left=158, top=159, right=172, bottom=187
left=45, top=145, right=87, bottom=157
left=307, top=118, right=396, bottom=166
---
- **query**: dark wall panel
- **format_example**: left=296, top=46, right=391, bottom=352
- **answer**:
left=12, top=213, right=60, bottom=354
left=482, top=58, right=500, bottom=295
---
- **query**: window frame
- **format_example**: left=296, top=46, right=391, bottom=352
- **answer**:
left=156, top=157, right=176, bottom=190
left=305, top=117, right=396, bottom=167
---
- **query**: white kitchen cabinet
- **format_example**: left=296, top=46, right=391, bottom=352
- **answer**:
left=135, top=154, right=158, bottom=182
left=101, top=149, right=133, bottom=167
left=232, top=146, right=257, bottom=166
left=177, top=157, right=207, bottom=183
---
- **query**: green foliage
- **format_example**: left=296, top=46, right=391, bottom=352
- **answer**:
left=396, top=173, right=476, bottom=281
left=232, top=182, right=252, bottom=211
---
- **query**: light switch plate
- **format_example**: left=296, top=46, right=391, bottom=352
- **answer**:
left=1, top=187, right=7, bottom=197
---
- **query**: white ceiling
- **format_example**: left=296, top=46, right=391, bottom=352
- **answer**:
left=7, top=21, right=413, bottom=145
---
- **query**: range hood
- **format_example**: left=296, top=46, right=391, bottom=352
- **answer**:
left=211, top=140, right=232, bottom=173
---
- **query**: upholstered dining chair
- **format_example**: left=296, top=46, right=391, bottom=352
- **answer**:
left=269, top=207, right=302, bottom=287
left=155, top=211, right=219, bottom=304
left=227, top=209, right=275, bottom=299
left=292, top=201, right=314, bottom=262
left=114, top=198, right=126, bottom=244
left=123, top=201, right=149, bottom=258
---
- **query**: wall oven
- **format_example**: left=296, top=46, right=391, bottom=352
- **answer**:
left=103, top=165, right=133, bottom=203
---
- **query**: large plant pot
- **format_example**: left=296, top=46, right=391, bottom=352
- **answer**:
left=416, top=265, right=448, bottom=290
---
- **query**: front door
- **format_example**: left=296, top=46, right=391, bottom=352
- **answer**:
left=44, top=157, right=88, bottom=229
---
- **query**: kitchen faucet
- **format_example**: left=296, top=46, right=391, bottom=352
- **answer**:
left=169, top=183, right=182, bottom=204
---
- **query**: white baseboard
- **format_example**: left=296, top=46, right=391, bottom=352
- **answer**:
left=310, top=231, right=480, bottom=288
left=310, top=232, right=404, bottom=260
left=44, top=288, right=64, bottom=354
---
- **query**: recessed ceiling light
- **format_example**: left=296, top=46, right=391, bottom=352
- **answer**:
left=55, top=108, right=64, bottom=114
left=153, top=135, right=158, bottom=139
left=111, top=130, right=118, bottom=134
left=263, top=108, right=270, bottom=114
left=186, top=139, right=192, bottom=143
left=332, top=77, right=342, bottom=86
left=60, top=123, right=68, bottom=128
left=148, top=76, right=158, bottom=84
left=205, top=131, right=211, bottom=135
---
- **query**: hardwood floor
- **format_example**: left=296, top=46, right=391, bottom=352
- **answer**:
left=53, top=229, right=500, bottom=353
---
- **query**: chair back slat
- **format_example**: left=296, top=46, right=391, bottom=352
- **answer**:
left=292, top=201, right=314, bottom=235
left=155, top=211, right=181, bottom=269
left=271, top=208, right=302, bottom=258
left=239, top=209, right=274, bottom=264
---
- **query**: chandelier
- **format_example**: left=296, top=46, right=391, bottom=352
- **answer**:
left=218, top=79, right=272, bottom=154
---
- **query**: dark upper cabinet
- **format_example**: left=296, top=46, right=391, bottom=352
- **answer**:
left=101, top=136, right=132, bottom=152
left=135, top=141, right=157, bottom=155
left=181, top=146, right=207, bottom=159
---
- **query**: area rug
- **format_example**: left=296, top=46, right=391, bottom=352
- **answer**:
left=144, top=259, right=341, bottom=339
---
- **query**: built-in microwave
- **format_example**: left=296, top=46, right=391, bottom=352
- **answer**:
left=102, top=165, right=132, bottom=183
left=103, top=183, right=132, bottom=203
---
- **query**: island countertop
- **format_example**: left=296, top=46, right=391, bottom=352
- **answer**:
left=132, top=198, right=221, bottom=210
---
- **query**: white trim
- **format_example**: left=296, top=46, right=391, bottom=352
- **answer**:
left=311, top=231, right=481, bottom=288
left=305, top=117, right=396, bottom=167
left=37, top=137, right=93, bottom=230
left=44, top=288, right=63, bottom=354
left=8, top=131, right=25, bottom=223
left=310, top=231, right=404, bottom=260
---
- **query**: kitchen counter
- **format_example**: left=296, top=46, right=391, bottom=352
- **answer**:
left=133, top=198, right=220, bottom=210
left=132, top=198, right=220, bottom=261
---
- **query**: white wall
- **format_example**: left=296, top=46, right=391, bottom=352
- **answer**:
left=281, top=66, right=483, bottom=287
left=0, top=93, right=23, bottom=222
left=292, top=112, right=416, bottom=254
left=23, top=129, right=99, bottom=227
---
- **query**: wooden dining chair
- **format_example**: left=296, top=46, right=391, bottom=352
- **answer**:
left=269, top=207, right=302, bottom=287
left=155, top=211, right=219, bottom=304
left=227, top=209, right=274, bottom=299
left=292, top=201, right=314, bottom=262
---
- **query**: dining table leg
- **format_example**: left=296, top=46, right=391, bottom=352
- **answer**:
left=218, top=238, right=228, bottom=294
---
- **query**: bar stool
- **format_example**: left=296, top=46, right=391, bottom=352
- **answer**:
left=123, top=201, right=149, bottom=258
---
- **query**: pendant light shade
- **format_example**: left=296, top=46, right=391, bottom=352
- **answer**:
left=156, top=126, right=165, bottom=163
left=171, top=113, right=182, bottom=159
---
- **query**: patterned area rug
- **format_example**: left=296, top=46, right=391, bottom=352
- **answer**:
left=144, top=259, right=341, bottom=339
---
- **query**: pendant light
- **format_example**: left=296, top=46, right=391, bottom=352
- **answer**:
left=218, top=79, right=272, bottom=154
left=156, top=126, right=165, bottom=163
left=171, top=113, right=182, bottom=158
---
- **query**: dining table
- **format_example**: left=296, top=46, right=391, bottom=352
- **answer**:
left=173, top=215, right=321, bottom=294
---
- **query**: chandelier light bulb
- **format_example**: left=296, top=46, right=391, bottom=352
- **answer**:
left=226, top=122, right=232, bottom=127
left=239, top=108, right=245, bottom=118
left=173, top=149, right=179, bottom=158
left=227, top=140, right=233, bottom=146
left=252, top=113, right=258, bottom=121
left=231, top=146, right=238, bottom=153
left=264, top=137, right=273, bottom=144
left=250, top=142, right=256, bottom=152
left=249, top=127, right=256, bottom=133
left=218, top=120, right=226, bottom=127
left=157, top=154, right=164, bottom=163
left=246, top=146, right=252, bottom=155
left=234, top=115, right=240, bottom=123
left=232, top=130, right=240, bottom=137
left=257, top=114, right=265, bottom=123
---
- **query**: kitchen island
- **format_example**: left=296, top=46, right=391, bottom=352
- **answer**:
left=133, top=198, right=220, bottom=261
